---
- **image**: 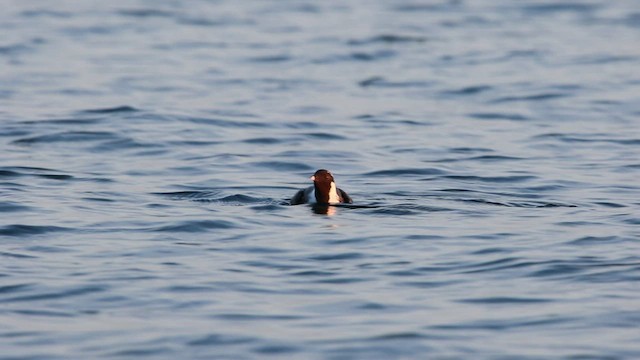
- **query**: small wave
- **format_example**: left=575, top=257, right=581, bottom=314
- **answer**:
left=434, top=155, right=525, bottom=164
left=116, top=9, right=175, bottom=18
left=467, top=112, right=529, bottom=121
left=284, top=121, right=321, bottom=129
left=0, top=224, right=69, bottom=237
left=394, top=3, right=461, bottom=12
left=442, top=85, right=492, bottom=96
left=444, top=175, right=535, bottom=183
left=365, top=168, right=445, bottom=176
left=458, top=198, right=576, bottom=208
left=309, top=252, right=365, bottom=261
left=20, top=9, right=71, bottom=18
left=592, top=201, right=626, bottom=208
left=23, top=117, right=103, bottom=125
left=186, top=117, right=268, bottom=128
left=526, top=258, right=640, bottom=279
left=89, top=138, right=161, bottom=152
left=314, top=50, right=396, bottom=64
left=0, top=43, right=32, bottom=56
left=450, top=147, right=493, bottom=154
left=467, top=155, right=525, bottom=162
left=109, top=347, right=173, bottom=357
left=38, top=173, right=74, bottom=180
left=303, top=132, right=348, bottom=140
left=566, top=236, right=623, bottom=245
left=369, top=332, right=428, bottom=341
left=253, top=344, right=300, bottom=355
left=247, top=54, right=292, bottom=63
left=164, top=285, right=214, bottom=293
left=457, top=297, right=552, bottom=304
left=12, top=131, right=118, bottom=144
left=0, top=283, right=33, bottom=294
left=0, top=169, right=21, bottom=178
left=532, top=133, right=640, bottom=145
left=0, top=251, right=38, bottom=259
left=0, top=202, right=31, bottom=213
left=207, top=109, right=259, bottom=118
left=0, top=285, right=106, bottom=303
left=249, top=161, right=313, bottom=171
left=522, top=3, right=598, bottom=14
left=276, top=149, right=356, bottom=158
left=155, top=190, right=223, bottom=200
left=217, top=194, right=271, bottom=204
left=313, top=277, right=370, bottom=284
left=290, top=270, right=336, bottom=277
left=574, top=54, right=638, bottom=66
left=366, top=207, right=420, bottom=216
left=243, top=137, right=283, bottom=144
left=156, top=191, right=274, bottom=205
left=358, top=76, right=432, bottom=88
left=491, top=93, right=568, bottom=103
left=152, top=220, right=238, bottom=232
left=439, top=186, right=573, bottom=204
left=288, top=105, right=331, bottom=115
left=348, top=34, right=427, bottom=46
left=430, top=315, right=576, bottom=331
left=80, top=105, right=139, bottom=114
left=188, top=333, right=255, bottom=347
left=456, top=257, right=532, bottom=275
left=350, top=50, right=396, bottom=61
left=0, top=166, right=75, bottom=181
left=12, top=309, right=75, bottom=318
left=214, top=313, right=304, bottom=321
left=176, top=16, right=253, bottom=27
left=396, top=280, right=457, bottom=288
left=347, top=203, right=450, bottom=216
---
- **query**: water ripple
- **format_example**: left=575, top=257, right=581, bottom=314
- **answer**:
left=0, top=285, right=106, bottom=303
left=0, top=284, right=33, bottom=294
left=156, top=191, right=275, bottom=205
left=80, top=105, right=139, bottom=114
left=364, top=168, right=445, bottom=176
left=188, top=333, right=255, bottom=346
left=151, top=220, right=238, bottom=232
left=12, top=131, right=118, bottom=145
left=467, top=112, right=529, bottom=121
left=358, top=76, right=433, bottom=88
left=443, top=175, right=535, bottom=183
left=457, top=297, right=553, bottom=304
left=491, top=93, right=569, bottom=103
left=0, top=224, right=69, bottom=237
left=430, top=315, right=576, bottom=331
left=0, top=202, right=31, bottom=213
left=442, top=85, right=492, bottom=96
left=348, top=34, right=428, bottom=45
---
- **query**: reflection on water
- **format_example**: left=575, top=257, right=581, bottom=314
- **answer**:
left=311, top=204, right=337, bottom=216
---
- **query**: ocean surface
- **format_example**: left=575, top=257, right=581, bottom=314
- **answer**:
left=2, top=1, right=640, bottom=359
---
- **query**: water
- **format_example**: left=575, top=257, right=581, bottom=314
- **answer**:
left=1, top=0, right=640, bottom=358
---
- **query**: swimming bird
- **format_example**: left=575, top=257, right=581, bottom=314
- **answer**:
left=290, top=169, right=352, bottom=205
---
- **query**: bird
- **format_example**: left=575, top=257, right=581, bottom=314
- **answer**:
left=290, top=169, right=352, bottom=205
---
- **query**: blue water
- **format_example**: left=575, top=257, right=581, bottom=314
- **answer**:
left=2, top=1, right=640, bottom=359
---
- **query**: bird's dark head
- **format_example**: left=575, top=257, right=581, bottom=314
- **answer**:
left=310, top=169, right=336, bottom=204
left=310, top=169, right=334, bottom=185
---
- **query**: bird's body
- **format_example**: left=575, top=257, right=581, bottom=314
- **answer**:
left=291, top=169, right=352, bottom=205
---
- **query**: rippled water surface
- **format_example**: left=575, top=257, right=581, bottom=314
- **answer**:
left=2, top=1, right=640, bottom=359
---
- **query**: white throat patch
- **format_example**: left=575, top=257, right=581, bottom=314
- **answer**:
left=328, top=182, right=340, bottom=204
